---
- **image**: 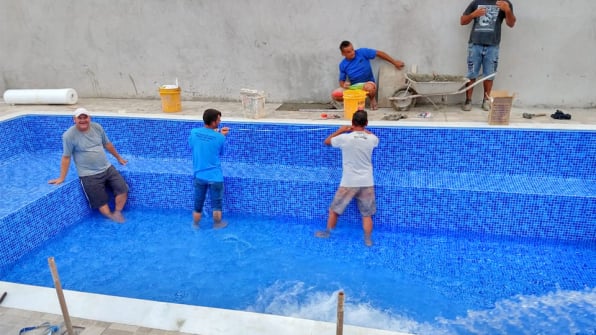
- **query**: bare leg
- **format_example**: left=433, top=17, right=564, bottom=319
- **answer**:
left=112, top=193, right=127, bottom=223
left=315, top=209, right=339, bottom=238
left=212, top=210, right=228, bottom=229
left=465, top=79, right=476, bottom=102
left=362, top=216, right=373, bottom=246
left=363, top=82, right=378, bottom=110
left=483, top=80, right=494, bottom=100
left=369, top=96, right=378, bottom=110
left=98, top=204, right=124, bottom=223
left=192, top=211, right=202, bottom=229
left=331, top=88, right=344, bottom=102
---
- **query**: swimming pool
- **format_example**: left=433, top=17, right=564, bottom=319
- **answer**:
left=1, top=114, right=595, bottom=334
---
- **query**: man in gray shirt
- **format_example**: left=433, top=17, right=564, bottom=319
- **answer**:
left=461, top=0, right=516, bottom=111
left=49, top=108, right=129, bottom=223
left=315, top=110, right=379, bottom=246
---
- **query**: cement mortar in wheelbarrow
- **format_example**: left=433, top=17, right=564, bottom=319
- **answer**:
left=389, top=72, right=496, bottom=111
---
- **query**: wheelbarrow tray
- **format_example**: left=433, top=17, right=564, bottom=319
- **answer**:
left=406, top=73, right=469, bottom=95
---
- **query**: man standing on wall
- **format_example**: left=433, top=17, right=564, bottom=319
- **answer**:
left=189, top=108, right=229, bottom=229
left=461, top=0, right=516, bottom=111
left=331, top=40, right=405, bottom=110
left=49, top=108, right=129, bottom=223
left=315, top=110, right=379, bottom=246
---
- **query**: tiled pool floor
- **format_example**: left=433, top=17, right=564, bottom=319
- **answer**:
left=1, top=98, right=594, bottom=335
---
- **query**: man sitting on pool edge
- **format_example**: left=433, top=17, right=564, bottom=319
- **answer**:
left=49, top=108, right=129, bottom=223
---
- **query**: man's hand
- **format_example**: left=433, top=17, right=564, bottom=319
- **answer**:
left=473, top=7, right=487, bottom=17
left=394, top=60, right=405, bottom=70
left=220, top=127, right=230, bottom=136
left=496, top=0, right=511, bottom=12
left=337, top=125, right=353, bottom=133
left=48, top=178, right=64, bottom=185
left=117, top=157, right=128, bottom=165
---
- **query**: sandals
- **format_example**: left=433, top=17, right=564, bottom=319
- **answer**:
left=551, top=109, right=571, bottom=120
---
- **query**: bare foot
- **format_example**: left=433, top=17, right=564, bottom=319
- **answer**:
left=315, top=230, right=330, bottom=238
left=364, top=236, right=373, bottom=247
left=110, top=211, right=125, bottom=224
left=213, top=221, right=228, bottom=230
left=192, top=222, right=200, bottom=230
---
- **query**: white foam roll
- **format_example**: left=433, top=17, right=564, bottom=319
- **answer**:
left=3, top=88, right=78, bottom=105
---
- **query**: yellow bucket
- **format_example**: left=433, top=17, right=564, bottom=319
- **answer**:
left=342, top=89, right=367, bottom=120
left=159, top=86, right=181, bottom=113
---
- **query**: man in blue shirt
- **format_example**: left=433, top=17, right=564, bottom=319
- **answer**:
left=189, top=108, right=229, bottom=229
left=461, top=0, right=516, bottom=111
left=331, top=40, right=405, bottom=110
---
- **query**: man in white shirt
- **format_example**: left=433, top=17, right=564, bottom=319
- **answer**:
left=315, top=110, right=379, bottom=246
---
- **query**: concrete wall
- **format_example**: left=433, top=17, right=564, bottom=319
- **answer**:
left=1, top=0, right=595, bottom=107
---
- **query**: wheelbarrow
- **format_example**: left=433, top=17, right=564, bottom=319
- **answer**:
left=388, top=72, right=496, bottom=110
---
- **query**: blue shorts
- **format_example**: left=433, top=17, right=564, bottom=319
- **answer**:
left=466, top=43, right=499, bottom=79
left=193, top=178, right=224, bottom=213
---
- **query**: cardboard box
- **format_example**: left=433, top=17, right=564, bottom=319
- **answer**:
left=488, top=90, right=514, bottom=125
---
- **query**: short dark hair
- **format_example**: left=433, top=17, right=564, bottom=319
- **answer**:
left=352, top=110, right=368, bottom=127
left=203, top=108, right=221, bottom=125
left=339, top=40, right=351, bottom=51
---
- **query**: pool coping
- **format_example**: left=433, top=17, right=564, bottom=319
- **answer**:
left=0, top=281, right=409, bottom=335
left=2, top=110, right=596, bottom=131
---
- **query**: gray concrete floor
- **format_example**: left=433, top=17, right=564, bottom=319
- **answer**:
left=0, top=97, right=594, bottom=335
left=0, top=97, right=595, bottom=126
left=0, top=306, right=193, bottom=335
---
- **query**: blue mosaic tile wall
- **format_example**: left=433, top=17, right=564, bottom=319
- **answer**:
left=0, top=115, right=594, bottom=273
left=0, top=181, right=90, bottom=270
left=6, top=115, right=596, bottom=178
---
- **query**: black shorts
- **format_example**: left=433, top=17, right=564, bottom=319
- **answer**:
left=79, top=165, right=129, bottom=209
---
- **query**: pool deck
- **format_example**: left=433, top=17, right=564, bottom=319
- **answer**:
left=1, top=97, right=595, bottom=129
left=1, top=98, right=595, bottom=335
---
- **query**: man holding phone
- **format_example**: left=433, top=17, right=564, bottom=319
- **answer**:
left=460, top=0, right=516, bottom=111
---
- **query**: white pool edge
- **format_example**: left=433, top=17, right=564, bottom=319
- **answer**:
left=2, top=110, right=595, bottom=130
left=0, top=281, right=410, bottom=335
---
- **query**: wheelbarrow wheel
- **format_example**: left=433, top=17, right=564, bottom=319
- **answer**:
left=391, top=88, right=416, bottom=111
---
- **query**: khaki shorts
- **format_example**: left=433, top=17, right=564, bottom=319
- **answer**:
left=329, top=186, right=376, bottom=217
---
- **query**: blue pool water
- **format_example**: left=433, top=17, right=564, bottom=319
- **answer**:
left=1, top=115, right=595, bottom=334
left=2, top=207, right=595, bottom=334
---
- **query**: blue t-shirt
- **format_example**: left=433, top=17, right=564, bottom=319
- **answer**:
left=464, top=0, right=513, bottom=46
left=338, top=48, right=378, bottom=84
left=188, top=127, right=226, bottom=182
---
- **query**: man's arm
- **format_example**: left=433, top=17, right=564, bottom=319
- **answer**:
left=324, top=126, right=352, bottom=146
left=104, top=142, right=128, bottom=165
left=48, top=156, right=71, bottom=185
left=375, top=50, right=404, bottom=70
left=460, top=6, right=486, bottom=25
left=497, top=0, right=516, bottom=27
